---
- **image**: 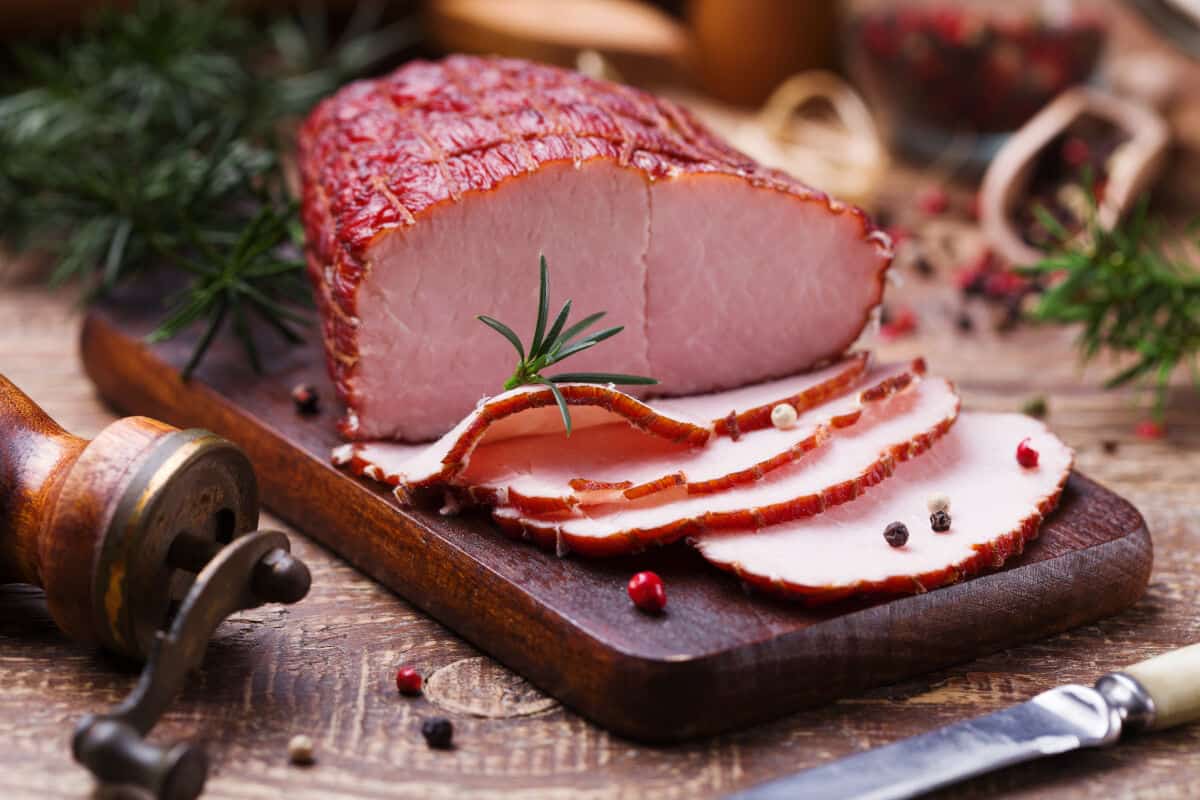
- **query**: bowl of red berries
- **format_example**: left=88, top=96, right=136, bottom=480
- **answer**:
left=847, top=1, right=1107, bottom=162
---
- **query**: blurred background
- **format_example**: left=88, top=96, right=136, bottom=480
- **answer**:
left=2, top=0, right=1198, bottom=425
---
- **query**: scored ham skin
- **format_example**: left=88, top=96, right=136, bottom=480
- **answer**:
left=333, top=353, right=869, bottom=501
left=694, top=413, right=1074, bottom=603
left=455, top=359, right=923, bottom=515
left=299, top=55, right=893, bottom=441
left=492, top=376, right=961, bottom=557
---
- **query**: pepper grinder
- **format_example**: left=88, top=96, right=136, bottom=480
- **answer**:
left=0, top=373, right=312, bottom=800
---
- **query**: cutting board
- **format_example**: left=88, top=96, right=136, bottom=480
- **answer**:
left=78, top=289, right=1152, bottom=743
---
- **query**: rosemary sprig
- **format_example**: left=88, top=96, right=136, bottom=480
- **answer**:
left=1022, top=193, right=1200, bottom=419
left=0, top=0, right=415, bottom=376
left=477, top=255, right=658, bottom=435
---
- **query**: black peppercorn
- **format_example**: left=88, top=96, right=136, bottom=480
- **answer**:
left=291, top=383, right=320, bottom=415
left=421, top=717, right=454, bottom=749
left=883, top=521, right=909, bottom=548
left=913, top=255, right=934, bottom=278
left=955, top=310, right=974, bottom=333
left=930, top=510, right=952, bottom=532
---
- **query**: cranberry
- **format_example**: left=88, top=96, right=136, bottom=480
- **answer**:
left=881, top=307, right=918, bottom=340
left=627, top=571, right=666, bottom=613
left=918, top=186, right=950, bottom=215
left=395, top=667, right=423, bottom=695
left=1134, top=420, right=1165, bottom=440
left=1016, top=438, right=1040, bottom=468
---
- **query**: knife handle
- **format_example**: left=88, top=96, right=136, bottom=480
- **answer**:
left=1099, top=644, right=1200, bottom=733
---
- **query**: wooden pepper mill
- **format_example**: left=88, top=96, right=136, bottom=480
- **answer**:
left=0, top=373, right=312, bottom=800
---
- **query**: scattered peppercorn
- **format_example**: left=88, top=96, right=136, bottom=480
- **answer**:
left=926, top=492, right=950, bottom=513
left=1102, top=439, right=1119, bottom=455
left=1016, top=437, right=1040, bottom=468
left=1134, top=420, right=1165, bottom=440
left=1020, top=395, right=1048, bottom=419
left=913, top=255, right=935, bottom=278
left=955, top=310, right=974, bottom=333
left=291, top=383, right=320, bottom=415
left=627, top=571, right=667, bottom=613
left=930, top=509, right=952, bottom=532
left=395, top=667, right=422, bottom=696
left=421, top=717, right=454, bottom=749
left=771, top=403, right=798, bottom=430
left=883, top=521, right=909, bottom=548
left=288, top=734, right=315, bottom=765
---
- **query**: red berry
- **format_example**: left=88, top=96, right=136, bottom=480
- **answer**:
left=1062, top=136, right=1090, bottom=168
left=881, top=306, right=918, bottom=340
left=1016, top=438, right=1040, bottom=468
left=1134, top=420, right=1165, bottom=440
left=395, top=667, right=423, bottom=695
left=918, top=186, right=949, bottom=215
left=627, top=571, right=666, bottom=613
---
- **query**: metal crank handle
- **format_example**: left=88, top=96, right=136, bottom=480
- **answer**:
left=72, top=531, right=311, bottom=800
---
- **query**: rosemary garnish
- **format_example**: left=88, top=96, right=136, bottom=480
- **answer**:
left=1023, top=193, right=1199, bottom=419
left=0, top=0, right=415, bottom=378
left=477, top=255, right=658, bottom=435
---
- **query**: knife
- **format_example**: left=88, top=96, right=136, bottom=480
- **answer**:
left=728, top=643, right=1200, bottom=800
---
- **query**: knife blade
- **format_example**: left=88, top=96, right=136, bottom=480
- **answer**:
left=728, top=643, right=1200, bottom=800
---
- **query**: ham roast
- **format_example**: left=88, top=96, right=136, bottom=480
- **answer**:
left=694, top=413, right=1074, bottom=602
left=492, top=375, right=960, bottom=556
left=299, top=56, right=893, bottom=441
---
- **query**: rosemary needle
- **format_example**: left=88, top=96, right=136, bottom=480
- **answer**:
left=477, top=255, right=658, bottom=435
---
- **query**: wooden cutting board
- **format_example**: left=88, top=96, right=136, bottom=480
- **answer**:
left=78, top=289, right=1152, bottom=743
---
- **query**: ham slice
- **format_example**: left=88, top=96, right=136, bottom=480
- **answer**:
left=456, top=359, right=922, bottom=514
left=299, top=55, right=893, bottom=441
left=492, top=376, right=960, bottom=556
left=333, top=353, right=868, bottom=497
left=332, top=382, right=711, bottom=488
left=694, top=413, right=1074, bottom=603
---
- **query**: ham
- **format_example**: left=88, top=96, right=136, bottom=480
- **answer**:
left=333, top=353, right=870, bottom=498
left=457, top=360, right=922, bottom=514
left=492, top=376, right=960, bottom=556
left=299, top=55, right=893, bottom=441
left=694, top=413, right=1074, bottom=603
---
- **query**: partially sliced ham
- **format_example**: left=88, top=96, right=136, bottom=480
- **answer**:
left=332, top=382, right=711, bottom=488
left=333, top=353, right=869, bottom=497
left=458, top=359, right=923, bottom=515
left=694, top=413, right=1074, bottom=603
left=299, top=56, right=892, bottom=441
left=492, top=376, right=961, bottom=556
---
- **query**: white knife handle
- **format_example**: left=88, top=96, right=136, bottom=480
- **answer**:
left=1123, top=643, right=1200, bottom=731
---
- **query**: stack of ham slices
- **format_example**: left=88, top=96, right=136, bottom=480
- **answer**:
left=303, top=55, right=1075, bottom=604
left=334, top=353, right=1074, bottom=603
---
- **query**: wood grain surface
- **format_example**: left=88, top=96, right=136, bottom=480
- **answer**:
left=3, top=233, right=1199, bottom=797
left=71, top=288, right=1153, bottom=744
left=3, top=68, right=1200, bottom=794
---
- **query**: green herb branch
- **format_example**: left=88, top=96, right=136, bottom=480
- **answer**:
left=1024, top=193, right=1200, bottom=419
left=0, top=0, right=416, bottom=378
left=477, top=255, right=658, bottom=435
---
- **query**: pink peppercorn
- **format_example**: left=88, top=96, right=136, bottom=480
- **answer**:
left=627, top=572, right=667, bottom=613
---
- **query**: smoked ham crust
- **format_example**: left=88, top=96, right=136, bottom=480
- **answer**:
left=491, top=376, right=961, bottom=556
left=694, top=413, right=1074, bottom=603
left=299, top=56, right=892, bottom=441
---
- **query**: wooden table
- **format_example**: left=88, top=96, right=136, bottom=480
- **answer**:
left=2, top=221, right=1198, bottom=799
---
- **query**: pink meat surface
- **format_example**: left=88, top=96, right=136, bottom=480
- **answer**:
left=459, top=359, right=922, bottom=514
left=492, top=376, right=960, bottom=556
left=332, top=382, right=711, bottom=490
left=695, top=413, right=1074, bottom=603
left=333, top=353, right=870, bottom=502
left=299, top=56, right=892, bottom=441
